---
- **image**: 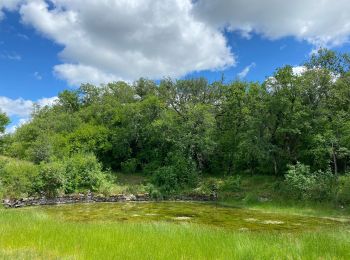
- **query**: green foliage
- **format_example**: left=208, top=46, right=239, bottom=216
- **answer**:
left=220, top=175, right=241, bottom=192
left=37, top=161, right=65, bottom=198
left=1, top=49, right=350, bottom=201
left=152, top=153, right=199, bottom=195
left=337, top=174, right=350, bottom=204
left=121, top=158, right=138, bottom=174
left=62, top=153, right=107, bottom=193
left=0, top=157, right=39, bottom=198
left=284, top=163, right=337, bottom=201
left=0, top=111, right=10, bottom=134
left=191, top=177, right=221, bottom=197
left=0, top=112, right=10, bottom=154
left=0, top=154, right=110, bottom=198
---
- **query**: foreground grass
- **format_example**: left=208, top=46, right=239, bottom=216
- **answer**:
left=0, top=208, right=349, bottom=259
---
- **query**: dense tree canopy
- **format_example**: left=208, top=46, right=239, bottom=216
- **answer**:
left=2, top=49, right=350, bottom=184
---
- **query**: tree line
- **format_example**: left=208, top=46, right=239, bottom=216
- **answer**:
left=1, top=49, right=350, bottom=197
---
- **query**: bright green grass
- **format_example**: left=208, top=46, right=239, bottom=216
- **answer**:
left=214, top=174, right=350, bottom=218
left=1, top=203, right=350, bottom=259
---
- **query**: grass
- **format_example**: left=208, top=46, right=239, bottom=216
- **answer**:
left=0, top=207, right=349, bottom=259
left=1, top=164, right=350, bottom=259
left=211, top=174, right=350, bottom=219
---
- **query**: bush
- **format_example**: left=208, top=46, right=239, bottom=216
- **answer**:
left=152, top=152, right=199, bottom=195
left=0, top=154, right=112, bottom=198
left=220, top=175, right=241, bottom=192
left=284, top=162, right=337, bottom=201
left=121, top=158, right=138, bottom=174
left=145, top=184, right=163, bottom=199
left=0, top=157, right=40, bottom=198
left=194, top=178, right=220, bottom=195
left=337, top=174, right=350, bottom=204
left=62, top=153, right=107, bottom=193
left=37, top=161, right=65, bottom=198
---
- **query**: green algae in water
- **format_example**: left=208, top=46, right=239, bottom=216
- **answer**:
left=22, top=202, right=350, bottom=232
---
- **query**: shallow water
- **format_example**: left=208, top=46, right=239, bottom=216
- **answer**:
left=25, top=202, right=350, bottom=232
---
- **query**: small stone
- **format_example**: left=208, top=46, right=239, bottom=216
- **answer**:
left=262, top=220, right=284, bottom=225
left=173, top=216, right=191, bottom=220
left=244, top=218, right=258, bottom=222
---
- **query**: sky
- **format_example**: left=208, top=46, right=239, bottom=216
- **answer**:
left=1, top=0, right=350, bottom=132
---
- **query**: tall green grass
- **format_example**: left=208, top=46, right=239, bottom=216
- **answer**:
left=0, top=208, right=349, bottom=259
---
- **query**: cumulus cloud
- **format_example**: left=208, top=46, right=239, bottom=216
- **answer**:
left=0, top=95, right=57, bottom=134
left=6, top=118, right=29, bottom=134
left=0, top=0, right=23, bottom=20
left=53, top=64, right=121, bottom=86
left=292, top=66, right=307, bottom=76
left=19, top=0, right=234, bottom=86
left=0, top=96, right=57, bottom=118
left=193, top=0, right=350, bottom=47
left=237, top=62, right=256, bottom=79
left=3, top=0, right=350, bottom=86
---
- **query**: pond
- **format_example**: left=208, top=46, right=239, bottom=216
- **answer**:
left=21, top=201, right=350, bottom=232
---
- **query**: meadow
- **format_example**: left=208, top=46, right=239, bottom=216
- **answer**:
left=1, top=202, right=350, bottom=260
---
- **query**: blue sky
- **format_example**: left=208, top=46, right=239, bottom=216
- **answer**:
left=1, top=0, right=350, bottom=132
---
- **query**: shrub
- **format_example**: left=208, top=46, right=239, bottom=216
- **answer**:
left=121, top=158, right=138, bottom=174
left=220, top=175, right=241, bottom=192
left=194, top=178, right=220, bottom=195
left=62, top=153, right=107, bottom=193
left=0, top=158, right=39, bottom=198
left=142, top=161, right=160, bottom=175
left=284, top=162, right=337, bottom=201
left=146, top=184, right=163, bottom=199
left=337, top=174, right=350, bottom=204
left=152, top=152, right=199, bottom=195
left=37, top=161, right=65, bottom=198
left=243, top=193, right=260, bottom=204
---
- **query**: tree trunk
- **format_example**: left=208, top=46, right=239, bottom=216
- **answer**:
left=332, top=142, right=338, bottom=176
left=273, top=156, right=278, bottom=175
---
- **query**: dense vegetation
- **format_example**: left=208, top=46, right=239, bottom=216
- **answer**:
left=1, top=49, right=350, bottom=202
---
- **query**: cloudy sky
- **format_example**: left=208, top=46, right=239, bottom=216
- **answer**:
left=1, top=0, right=350, bottom=132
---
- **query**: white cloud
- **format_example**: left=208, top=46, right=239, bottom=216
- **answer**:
left=0, top=96, right=57, bottom=118
left=19, top=0, right=234, bottom=86
left=53, top=64, right=120, bottom=86
left=6, top=118, right=29, bottom=134
left=36, top=96, right=58, bottom=108
left=237, top=62, right=255, bottom=79
left=292, top=66, right=307, bottom=76
left=0, top=0, right=23, bottom=20
left=0, top=96, right=58, bottom=134
left=193, top=0, right=350, bottom=47
left=0, top=51, right=22, bottom=61
left=0, top=96, right=33, bottom=117
left=17, top=33, right=29, bottom=40
left=33, top=71, right=42, bottom=80
left=3, top=0, right=350, bottom=86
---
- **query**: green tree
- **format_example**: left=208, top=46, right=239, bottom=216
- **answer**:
left=0, top=111, right=10, bottom=134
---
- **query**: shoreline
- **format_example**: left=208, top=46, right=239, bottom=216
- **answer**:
left=2, top=193, right=217, bottom=208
